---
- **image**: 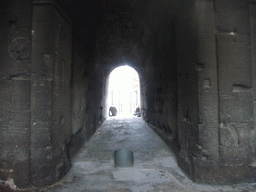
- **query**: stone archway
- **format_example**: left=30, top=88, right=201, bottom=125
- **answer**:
left=103, top=65, right=140, bottom=118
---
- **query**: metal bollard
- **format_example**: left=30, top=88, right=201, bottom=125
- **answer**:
left=114, top=149, right=134, bottom=168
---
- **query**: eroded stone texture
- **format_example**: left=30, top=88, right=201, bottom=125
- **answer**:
left=210, top=0, right=255, bottom=184
left=0, top=0, right=32, bottom=188
left=1, top=0, right=256, bottom=189
left=30, top=1, right=72, bottom=187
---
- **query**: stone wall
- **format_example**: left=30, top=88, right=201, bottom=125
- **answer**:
left=131, top=0, right=179, bottom=146
left=176, top=0, right=256, bottom=184
left=0, top=0, right=104, bottom=188
left=142, top=17, right=178, bottom=145
left=0, top=0, right=33, bottom=188
left=175, top=0, right=199, bottom=179
left=68, top=2, right=104, bottom=160
left=68, top=40, right=89, bottom=157
left=136, top=0, right=256, bottom=184
left=1, top=0, right=256, bottom=188
left=30, top=1, right=72, bottom=187
left=191, top=0, right=256, bottom=184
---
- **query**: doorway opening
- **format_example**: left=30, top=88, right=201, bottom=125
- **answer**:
left=106, top=65, right=140, bottom=118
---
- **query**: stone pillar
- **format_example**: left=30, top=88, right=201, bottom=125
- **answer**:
left=190, top=0, right=256, bottom=184
left=178, top=0, right=256, bottom=184
left=0, top=0, right=32, bottom=188
left=176, top=0, right=199, bottom=179
left=193, top=0, right=219, bottom=181
left=215, top=0, right=255, bottom=184
left=30, top=0, right=72, bottom=186
left=250, top=3, right=256, bottom=160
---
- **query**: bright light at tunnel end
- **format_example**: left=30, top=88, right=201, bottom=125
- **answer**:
left=107, top=65, right=140, bottom=117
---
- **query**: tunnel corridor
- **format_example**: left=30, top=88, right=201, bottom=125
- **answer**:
left=42, top=117, right=255, bottom=192
left=1, top=0, right=256, bottom=190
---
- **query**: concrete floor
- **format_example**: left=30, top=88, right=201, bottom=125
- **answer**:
left=41, top=117, right=256, bottom=192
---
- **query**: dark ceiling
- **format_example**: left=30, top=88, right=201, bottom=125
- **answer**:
left=55, top=0, right=145, bottom=58
left=57, top=0, right=142, bottom=26
left=54, top=0, right=175, bottom=63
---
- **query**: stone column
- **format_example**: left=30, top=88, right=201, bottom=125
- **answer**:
left=0, top=0, right=32, bottom=188
left=30, top=0, right=72, bottom=186
left=193, top=0, right=219, bottom=181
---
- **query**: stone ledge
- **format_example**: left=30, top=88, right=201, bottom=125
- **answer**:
left=179, top=155, right=256, bottom=185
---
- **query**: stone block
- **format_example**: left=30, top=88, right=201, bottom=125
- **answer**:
left=0, top=80, right=13, bottom=90
left=30, top=147, right=70, bottom=187
left=219, top=122, right=252, bottom=164
left=203, top=78, right=211, bottom=88
left=31, top=122, right=51, bottom=148
left=196, top=34, right=217, bottom=66
left=31, top=106, right=51, bottom=122
left=214, top=0, right=248, bottom=14
left=0, top=110, right=11, bottom=122
left=198, top=91, right=218, bottom=123
left=10, top=111, right=30, bottom=123
left=0, top=93, right=12, bottom=110
left=31, top=81, right=52, bottom=107
left=220, top=145, right=251, bottom=164
left=178, top=121, right=188, bottom=150
left=217, top=10, right=250, bottom=35
left=217, top=35, right=251, bottom=69
left=32, top=4, right=55, bottom=22
left=12, top=159, right=30, bottom=188
left=196, top=1, right=215, bottom=33
left=219, top=93, right=253, bottom=123
left=32, top=20, right=54, bottom=53
left=198, top=124, right=219, bottom=158
left=218, top=68, right=252, bottom=92
left=250, top=127, right=256, bottom=153
left=2, top=123, right=30, bottom=160
left=193, top=158, right=256, bottom=184
left=11, top=80, right=31, bottom=111
left=178, top=150, right=193, bottom=179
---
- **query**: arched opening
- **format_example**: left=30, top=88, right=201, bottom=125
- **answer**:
left=104, top=65, right=140, bottom=118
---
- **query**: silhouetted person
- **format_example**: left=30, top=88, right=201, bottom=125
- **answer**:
left=134, top=106, right=140, bottom=117
left=109, top=106, right=117, bottom=116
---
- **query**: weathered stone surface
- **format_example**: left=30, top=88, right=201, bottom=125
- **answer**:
left=1, top=0, right=256, bottom=189
left=193, top=158, right=256, bottom=184
left=30, top=1, right=72, bottom=187
left=0, top=0, right=32, bottom=188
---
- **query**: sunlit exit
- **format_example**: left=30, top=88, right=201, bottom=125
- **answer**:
left=108, top=65, right=140, bottom=117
